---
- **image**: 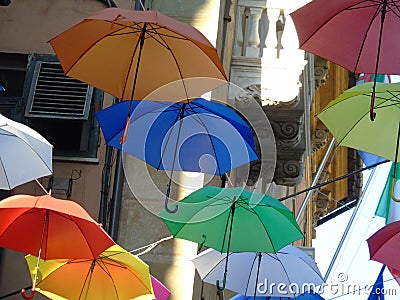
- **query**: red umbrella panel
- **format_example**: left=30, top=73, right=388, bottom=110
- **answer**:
left=290, top=0, right=400, bottom=120
left=367, top=220, right=400, bottom=270
left=0, top=194, right=115, bottom=260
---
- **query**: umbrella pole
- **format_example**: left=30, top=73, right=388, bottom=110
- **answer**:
left=369, top=0, right=387, bottom=121
left=391, top=121, right=400, bottom=202
left=81, top=260, right=96, bottom=300
left=21, top=211, right=48, bottom=299
left=164, top=104, right=187, bottom=213
left=253, top=252, right=262, bottom=300
left=120, top=23, right=147, bottom=145
left=216, top=197, right=236, bottom=291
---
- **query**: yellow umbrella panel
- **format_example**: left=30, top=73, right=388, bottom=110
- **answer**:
left=25, top=244, right=155, bottom=300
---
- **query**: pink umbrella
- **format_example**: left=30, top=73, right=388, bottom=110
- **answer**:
left=151, top=275, right=171, bottom=300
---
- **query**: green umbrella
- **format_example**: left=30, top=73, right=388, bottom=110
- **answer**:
left=158, top=186, right=303, bottom=253
left=317, top=81, right=400, bottom=162
left=159, top=186, right=303, bottom=291
left=317, top=81, right=400, bottom=201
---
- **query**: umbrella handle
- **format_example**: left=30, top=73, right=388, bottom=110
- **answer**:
left=391, top=177, right=400, bottom=202
left=216, top=273, right=227, bottom=291
left=164, top=183, right=178, bottom=213
left=197, top=234, right=206, bottom=251
left=20, top=288, right=35, bottom=300
left=369, top=92, right=376, bottom=121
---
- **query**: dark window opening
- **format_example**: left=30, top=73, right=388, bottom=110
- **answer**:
left=0, top=52, right=103, bottom=160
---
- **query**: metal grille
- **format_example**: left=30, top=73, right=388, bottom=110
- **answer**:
left=26, top=62, right=92, bottom=119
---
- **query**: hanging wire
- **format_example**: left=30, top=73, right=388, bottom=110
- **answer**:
left=279, top=159, right=390, bottom=202
left=131, top=235, right=173, bottom=256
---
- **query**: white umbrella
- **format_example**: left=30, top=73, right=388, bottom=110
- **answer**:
left=192, top=246, right=324, bottom=298
left=0, top=114, right=53, bottom=190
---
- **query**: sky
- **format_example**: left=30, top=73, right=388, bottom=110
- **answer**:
left=313, top=162, right=400, bottom=299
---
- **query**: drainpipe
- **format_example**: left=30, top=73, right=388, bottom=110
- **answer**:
left=108, top=150, right=124, bottom=240
left=296, top=137, right=336, bottom=222
left=107, top=0, right=145, bottom=241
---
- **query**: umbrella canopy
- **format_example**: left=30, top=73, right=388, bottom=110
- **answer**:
left=151, top=275, right=171, bottom=300
left=0, top=194, right=115, bottom=259
left=290, top=0, right=400, bottom=75
left=229, top=291, right=325, bottom=299
left=0, top=114, right=53, bottom=190
left=290, top=0, right=400, bottom=120
left=24, top=244, right=155, bottom=300
left=192, top=246, right=324, bottom=298
left=367, top=220, right=400, bottom=270
left=95, top=98, right=258, bottom=176
left=316, top=82, right=400, bottom=162
left=159, top=186, right=303, bottom=253
left=49, top=8, right=227, bottom=101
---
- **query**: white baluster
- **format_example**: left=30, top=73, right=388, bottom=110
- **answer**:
left=245, top=7, right=263, bottom=57
left=263, top=8, right=280, bottom=58
left=234, top=6, right=246, bottom=56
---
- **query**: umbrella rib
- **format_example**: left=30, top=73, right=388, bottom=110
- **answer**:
left=243, top=253, right=259, bottom=296
left=54, top=213, right=99, bottom=259
left=147, top=23, right=190, bottom=100
left=97, top=255, right=153, bottom=296
left=96, top=259, right=121, bottom=299
left=186, top=102, right=224, bottom=175
left=103, top=102, right=173, bottom=144
left=370, top=231, right=400, bottom=261
left=60, top=21, right=141, bottom=75
left=0, top=157, right=11, bottom=189
left=251, top=208, right=280, bottom=253
left=3, top=134, right=52, bottom=173
left=353, top=3, right=382, bottom=72
left=201, top=252, right=233, bottom=281
left=329, top=96, right=398, bottom=144
left=296, top=0, right=369, bottom=48
left=155, top=104, right=182, bottom=170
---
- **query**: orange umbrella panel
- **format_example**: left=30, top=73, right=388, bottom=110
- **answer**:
left=50, top=8, right=228, bottom=101
left=25, top=245, right=155, bottom=300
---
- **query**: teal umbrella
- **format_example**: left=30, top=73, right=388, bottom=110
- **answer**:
left=159, top=186, right=302, bottom=253
left=159, top=186, right=303, bottom=289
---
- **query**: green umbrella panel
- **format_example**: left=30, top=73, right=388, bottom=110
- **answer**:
left=317, top=81, right=400, bottom=162
left=158, top=186, right=303, bottom=254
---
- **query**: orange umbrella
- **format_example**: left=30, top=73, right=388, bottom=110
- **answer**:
left=49, top=8, right=228, bottom=102
left=0, top=194, right=115, bottom=299
left=0, top=194, right=115, bottom=260
left=24, top=245, right=155, bottom=300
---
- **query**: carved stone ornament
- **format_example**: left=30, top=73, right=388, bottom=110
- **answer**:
left=314, top=56, right=329, bottom=89
left=311, top=127, right=329, bottom=153
left=274, top=159, right=303, bottom=186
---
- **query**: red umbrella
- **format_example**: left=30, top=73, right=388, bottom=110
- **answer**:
left=0, top=194, right=115, bottom=299
left=367, top=220, right=400, bottom=270
left=290, top=0, right=400, bottom=120
left=0, top=194, right=115, bottom=260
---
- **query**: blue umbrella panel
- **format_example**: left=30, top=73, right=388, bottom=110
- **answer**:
left=96, top=98, right=259, bottom=211
left=96, top=98, right=258, bottom=175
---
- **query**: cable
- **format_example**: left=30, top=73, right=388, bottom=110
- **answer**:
left=279, top=159, right=390, bottom=202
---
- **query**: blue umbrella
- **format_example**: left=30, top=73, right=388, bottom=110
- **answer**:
left=230, top=291, right=325, bottom=300
left=96, top=98, right=258, bottom=211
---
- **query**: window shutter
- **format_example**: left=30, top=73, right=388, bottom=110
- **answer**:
left=25, top=61, right=93, bottom=120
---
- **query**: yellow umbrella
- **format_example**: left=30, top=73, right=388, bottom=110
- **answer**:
left=25, top=244, right=155, bottom=300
